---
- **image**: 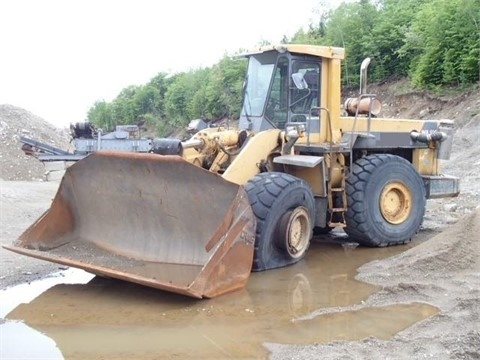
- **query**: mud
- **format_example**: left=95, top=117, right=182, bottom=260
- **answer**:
left=3, top=238, right=439, bottom=359
left=266, top=209, right=480, bottom=359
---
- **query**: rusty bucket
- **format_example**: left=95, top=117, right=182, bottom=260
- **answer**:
left=4, top=151, right=256, bottom=298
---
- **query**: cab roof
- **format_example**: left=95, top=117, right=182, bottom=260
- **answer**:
left=240, top=44, right=345, bottom=60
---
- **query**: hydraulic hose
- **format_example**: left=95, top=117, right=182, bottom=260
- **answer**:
left=410, top=130, right=447, bottom=143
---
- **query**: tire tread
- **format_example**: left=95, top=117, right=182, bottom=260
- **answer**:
left=345, top=154, right=426, bottom=247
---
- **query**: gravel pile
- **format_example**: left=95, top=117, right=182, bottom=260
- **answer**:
left=0, top=104, right=71, bottom=181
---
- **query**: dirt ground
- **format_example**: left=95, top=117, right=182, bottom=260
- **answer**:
left=0, top=83, right=479, bottom=359
left=0, top=180, right=61, bottom=288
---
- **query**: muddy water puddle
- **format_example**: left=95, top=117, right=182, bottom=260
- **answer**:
left=1, top=236, right=438, bottom=359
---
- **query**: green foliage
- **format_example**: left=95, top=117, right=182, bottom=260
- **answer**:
left=408, top=0, right=480, bottom=88
left=87, top=100, right=113, bottom=131
left=370, top=0, right=429, bottom=80
left=87, top=0, right=479, bottom=134
left=322, top=0, right=379, bottom=85
left=160, top=57, right=246, bottom=135
left=291, top=0, right=479, bottom=88
left=87, top=72, right=172, bottom=132
left=87, top=55, right=246, bottom=137
left=204, top=56, right=247, bottom=120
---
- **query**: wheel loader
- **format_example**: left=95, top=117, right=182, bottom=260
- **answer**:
left=4, top=44, right=460, bottom=298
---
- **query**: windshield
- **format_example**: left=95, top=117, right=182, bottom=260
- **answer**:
left=241, top=53, right=276, bottom=117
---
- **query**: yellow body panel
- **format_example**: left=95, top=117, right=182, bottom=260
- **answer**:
left=340, top=116, right=427, bottom=132
left=322, top=59, right=343, bottom=142
left=222, top=129, right=281, bottom=185
left=282, top=165, right=326, bottom=197
left=413, top=148, right=439, bottom=175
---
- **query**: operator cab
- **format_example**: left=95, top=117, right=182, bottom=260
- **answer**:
left=239, top=46, right=321, bottom=133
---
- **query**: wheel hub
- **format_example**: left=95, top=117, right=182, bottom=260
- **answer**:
left=278, top=206, right=311, bottom=258
left=380, top=182, right=412, bottom=224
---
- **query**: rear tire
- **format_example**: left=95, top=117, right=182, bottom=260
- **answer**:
left=245, top=172, right=315, bottom=271
left=345, top=154, right=426, bottom=247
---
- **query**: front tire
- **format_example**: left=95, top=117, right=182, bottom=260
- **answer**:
left=245, top=172, right=315, bottom=271
left=345, top=154, right=426, bottom=247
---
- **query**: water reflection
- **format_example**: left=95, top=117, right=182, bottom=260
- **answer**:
left=3, top=240, right=438, bottom=359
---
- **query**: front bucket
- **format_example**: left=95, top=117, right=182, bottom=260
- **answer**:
left=4, top=151, right=256, bottom=298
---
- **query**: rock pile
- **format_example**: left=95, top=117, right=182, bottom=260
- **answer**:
left=0, top=105, right=71, bottom=181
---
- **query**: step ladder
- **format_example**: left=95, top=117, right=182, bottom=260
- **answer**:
left=327, top=151, right=347, bottom=228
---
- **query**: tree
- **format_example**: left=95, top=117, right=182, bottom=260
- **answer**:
left=370, top=0, right=429, bottom=80
left=408, top=0, right=480, bottom=87
left=204, top=55, right=247, bottom=120
left=87, top=100, right=113, bottom=130
left=321, top=1, right=379, bottom=85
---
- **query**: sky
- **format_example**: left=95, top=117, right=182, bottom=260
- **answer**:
left=0, top=0, right=330, bottom=128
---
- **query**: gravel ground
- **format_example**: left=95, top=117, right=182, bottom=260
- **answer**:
left=0, top=180, right=61, bottom=288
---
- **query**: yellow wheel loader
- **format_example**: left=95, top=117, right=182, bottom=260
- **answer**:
left=4, top=45, right=460, bottom=298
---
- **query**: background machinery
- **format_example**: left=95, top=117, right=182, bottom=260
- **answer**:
left=5, top=45, right=459, bottom=298
left=20, top=119, right=209, bottom=162
left=21, top=123, right=158, bottom=162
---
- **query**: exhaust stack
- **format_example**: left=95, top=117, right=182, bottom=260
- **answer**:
left=360, top=57, right=371, bottom=95
left=344, top=57, right=382, bottom=116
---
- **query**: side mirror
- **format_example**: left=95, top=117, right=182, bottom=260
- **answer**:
left=292, top=72, right=309, bottom=90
